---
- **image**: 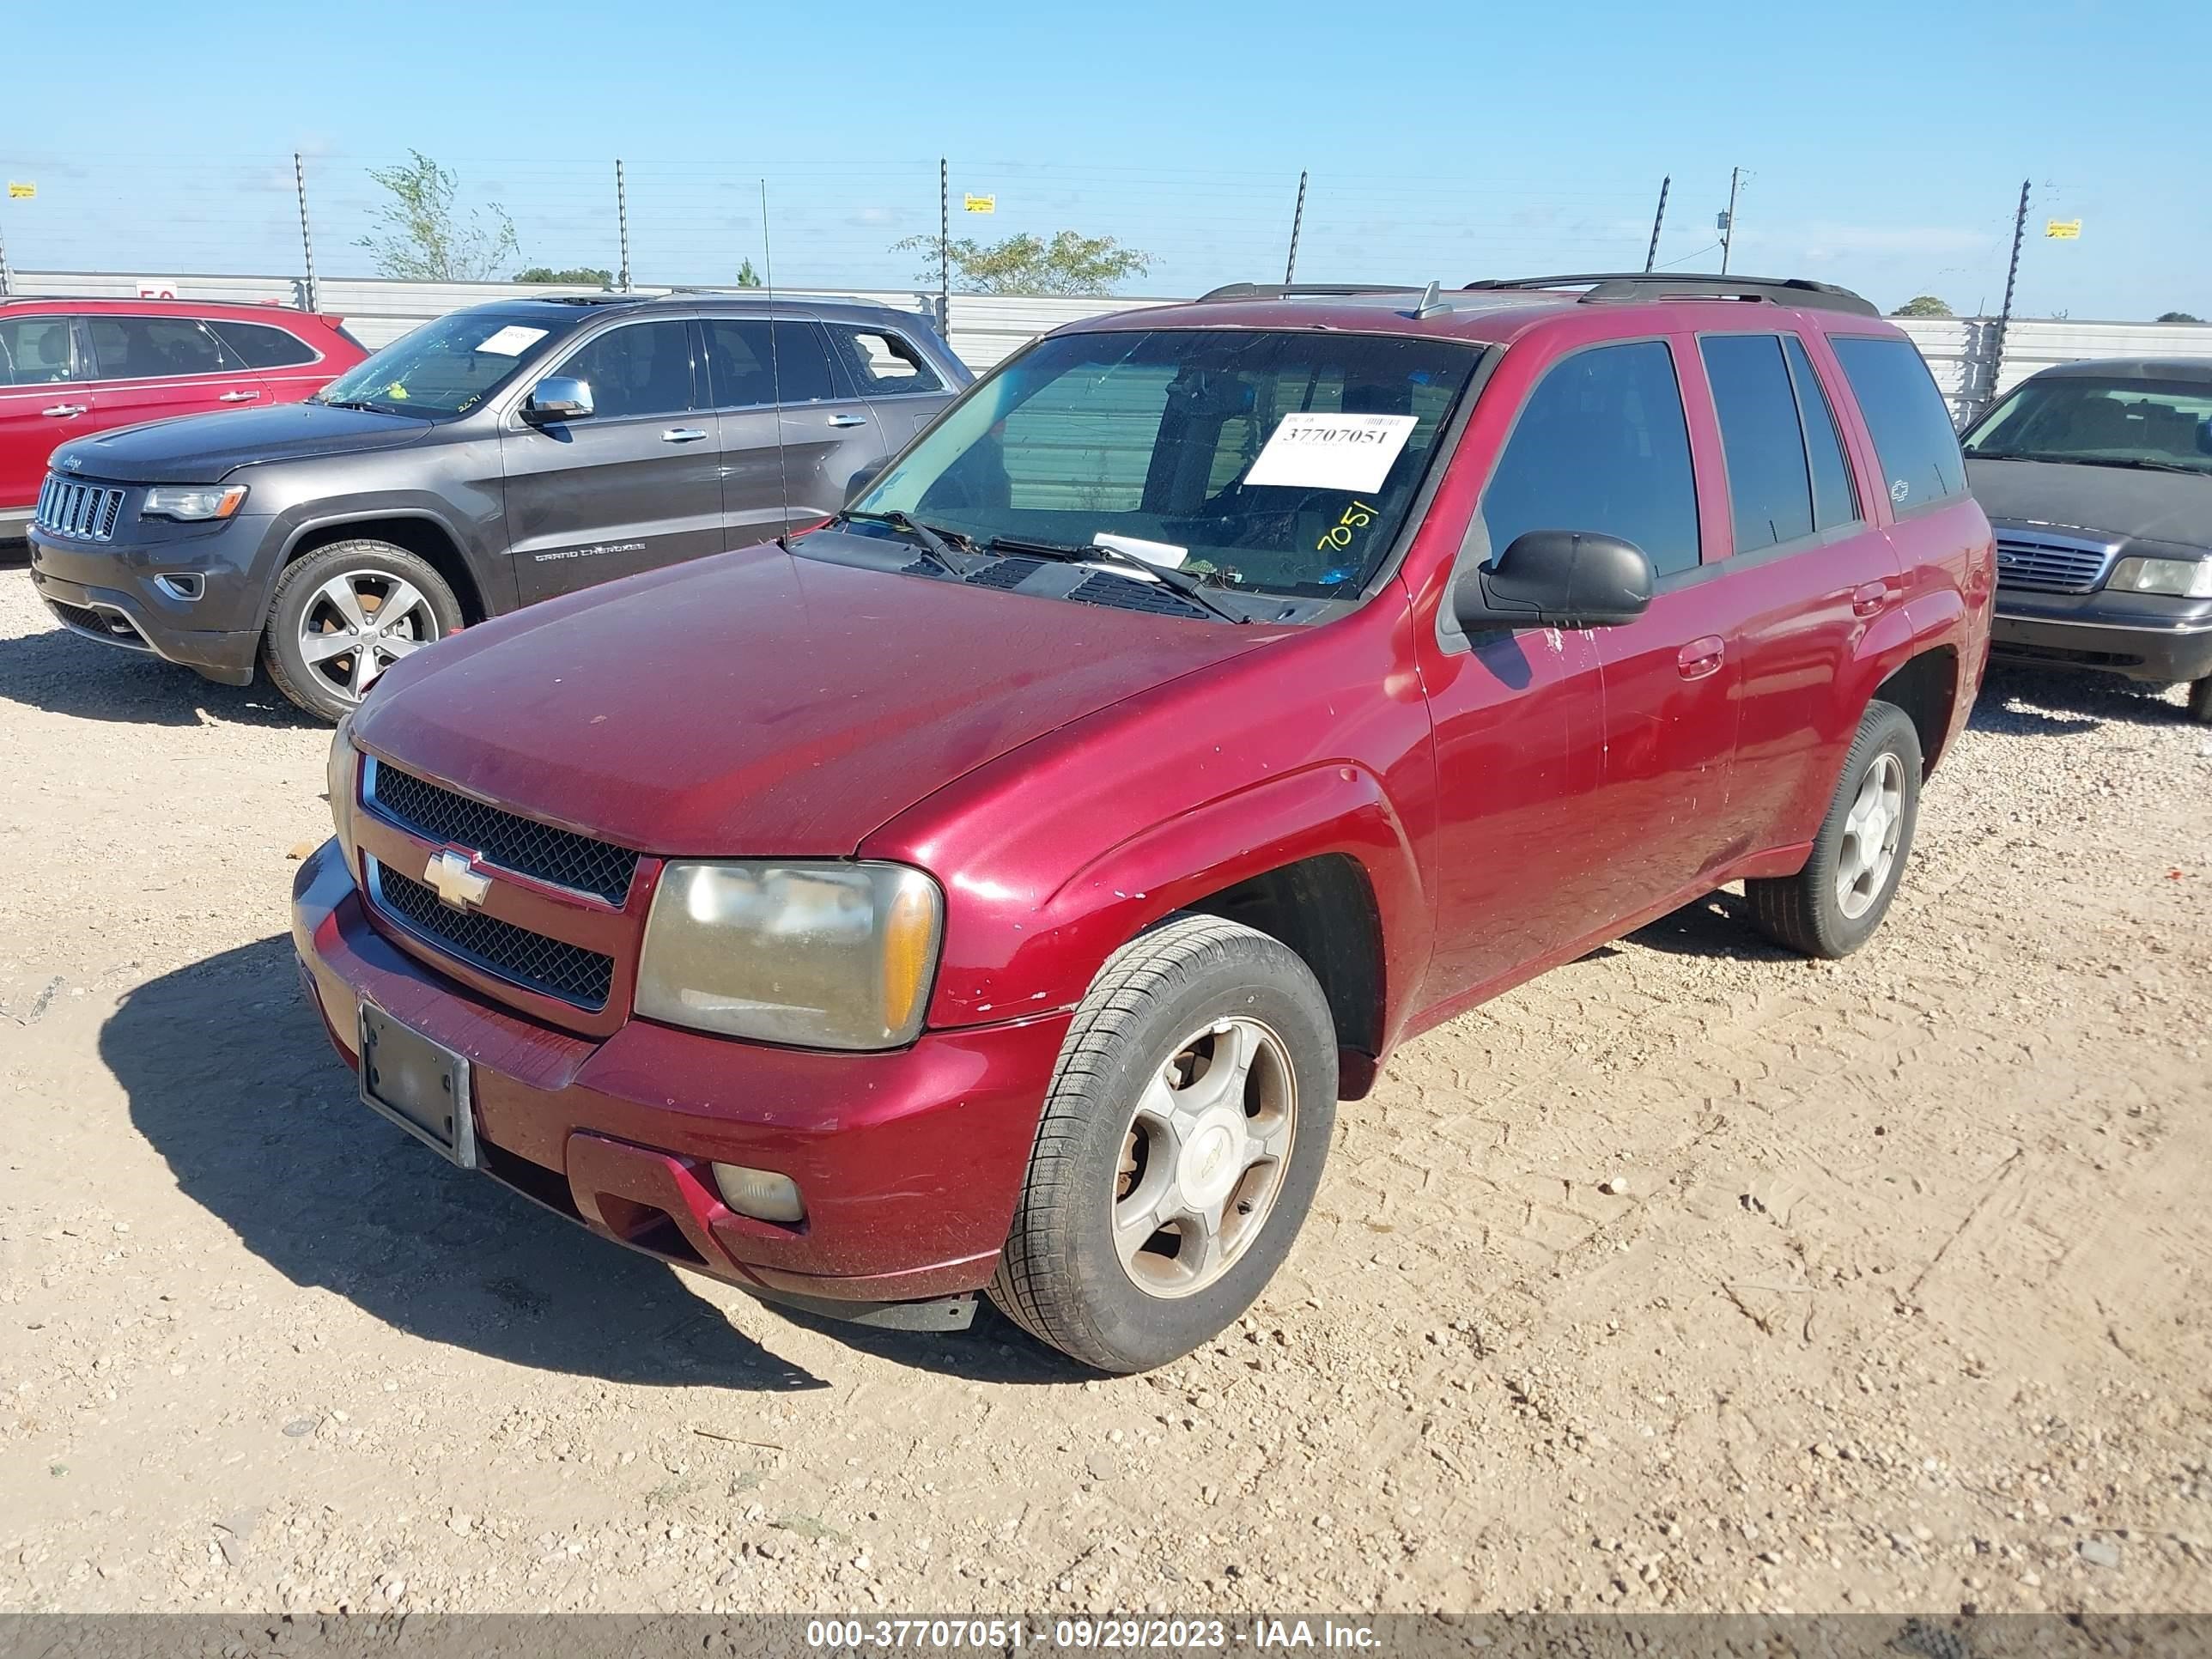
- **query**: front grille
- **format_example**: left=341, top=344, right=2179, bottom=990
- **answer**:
left=365, top=761, right=637, bottom=904
left=35, top=477, right=129, bottom=544
left=43, top=597, right=150, bottom=649
left=1996, top=532, right=2117, bottom=593
left=1066, top=572, right=1207, bottom=617
left=372, top=861, right=616, bottom=1009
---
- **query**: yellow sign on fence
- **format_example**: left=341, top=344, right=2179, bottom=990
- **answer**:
left=2045, top=218, right=2081, bottom=240
left=963, top=193, right=995, bottom=214
left=6, top=182, right=33, bottom=200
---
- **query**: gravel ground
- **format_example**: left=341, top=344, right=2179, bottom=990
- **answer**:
left=1, top=564, right=2208, bottom=1617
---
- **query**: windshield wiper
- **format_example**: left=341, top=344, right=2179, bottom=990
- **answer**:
left=835, top=508, right=975, bottom=576
left=1972, top=449, right=2208, bottom=475
left=315, top=397, right=402, bottom=415
left=980, top=535, right=1249, bottom=624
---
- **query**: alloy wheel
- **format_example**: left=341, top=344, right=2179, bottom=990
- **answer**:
left=1836, top=750, right=1905, bottom=920
left=298, top=570, right=437, bottom=703
left=1111, top=1015, right=1297, bottom=1299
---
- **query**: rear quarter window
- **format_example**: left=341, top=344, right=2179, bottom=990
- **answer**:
left=1831, top=335, right=1965, bottom=512
left=210, top=319, right=320, bottom=368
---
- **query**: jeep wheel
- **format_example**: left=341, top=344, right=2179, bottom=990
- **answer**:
left=2187, top=677, right=2212, bottom=726
left=1747, top=699, right=1923, bottom=959
left=261, top=541, right=462, bottom=723
left=988, top=915, right=1337, bottom=1374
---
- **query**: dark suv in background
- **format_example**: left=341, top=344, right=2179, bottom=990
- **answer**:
left=26, top=294, right=967, bottom=720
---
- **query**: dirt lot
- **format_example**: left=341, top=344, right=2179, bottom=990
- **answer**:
left=1, top=564, right=2208, bottom=1618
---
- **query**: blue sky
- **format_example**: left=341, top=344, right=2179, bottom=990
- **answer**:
left=3, top=0, right=2204, bottom=319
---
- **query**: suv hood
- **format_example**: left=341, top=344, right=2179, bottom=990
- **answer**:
left=1966, top=456, right=2212, bottom=553
left=55, top=402, right=434, bottom=485
left=355, top=546, right=1279, bottom=858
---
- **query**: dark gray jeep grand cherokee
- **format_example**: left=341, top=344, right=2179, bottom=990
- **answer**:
left=26, top=293, right=967, bottom=720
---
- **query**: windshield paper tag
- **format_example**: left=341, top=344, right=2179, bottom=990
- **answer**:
left=1244, top=412, right=1418, bottom=493
left=474, top=325, right=549, bottom=356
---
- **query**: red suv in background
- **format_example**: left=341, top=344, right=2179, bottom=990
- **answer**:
left=0, top=297, right=365, bottom=538
left=294, top=273, right=1993, bottom=1372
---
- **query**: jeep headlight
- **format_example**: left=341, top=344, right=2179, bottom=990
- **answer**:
left=2108, top=555, right=2212, bottom=599
left=143, top=484, right=247, bottom=521
left=635, top=862, right=943, bottom=1050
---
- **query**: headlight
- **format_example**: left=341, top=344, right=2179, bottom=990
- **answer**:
left=143, top=484, right=247, bottom=521
left=2108, top=556, right=2212, bottom=599
left=635, top=861, right=943, bottom=1050
left=326, top=712, right=360, bottom=884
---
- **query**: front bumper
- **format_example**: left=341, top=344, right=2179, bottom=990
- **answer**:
left=1990, top=599, right=2212, bottom=684
left=27, top=511, right=277, bottom=686
left=290, top=838, right=1066, bottom=1313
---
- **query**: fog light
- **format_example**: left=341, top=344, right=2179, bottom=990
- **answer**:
left=710, top=1163, right=805, bottom=1224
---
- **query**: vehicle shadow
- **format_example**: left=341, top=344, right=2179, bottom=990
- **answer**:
left=1973, top=662, right=2190, bottom=734
left=101, top=935, right=1086, bottom=1388
left=1625, top=888, right=1797, bottom=962
left=0, top=591, right=318, bottom=729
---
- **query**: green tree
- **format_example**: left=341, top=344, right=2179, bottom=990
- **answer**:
left=2156, top=311, right=2202, bottom=324
left=356, top=150, right=520, bottom=283
left=892, top=229, right=1152, bottom=296
left=1890, top=295, right=1954, bottom=318
left=513, top=265, right=612, bottom=287
left=735, top=258, right=763, bottom=288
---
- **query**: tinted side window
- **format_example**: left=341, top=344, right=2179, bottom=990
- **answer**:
left=0, top=317, right=84, bottom=385
left=1783, top=336, right=1859, bottom=530
left=1831, top=336, right=1964, bottom=511
left=1479, top=340, right=1701, bottom=576
left=705, top=320, right=838, bottom=408
left=827, top=325, right=945, bottom=396
left=88, top=316, right=235, bottom=380
left=552, top=320, right=695, bottom=420
left=210, top=320, right=319, bottom=368
left=1699, top=334, right=1813, bottom=553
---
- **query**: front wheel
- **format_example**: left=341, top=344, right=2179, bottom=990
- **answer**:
left=988, top=915, right=1338, bottom=1373
left=1747, top=699, right=1923, bottom=959
left=261, top=540, right=462, bottom=722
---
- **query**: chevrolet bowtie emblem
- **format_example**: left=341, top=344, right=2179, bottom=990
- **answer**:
left=425, top=849, right=491, bottom=910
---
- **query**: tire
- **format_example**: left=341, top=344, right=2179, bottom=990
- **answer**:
left=1747, top=699, right=1923, bottom=960
left=988, top=915, right=1339, bottom=1374
left=261, top=540, right=463, bottom=723
left=2187, top=678, right=2212, bottom=726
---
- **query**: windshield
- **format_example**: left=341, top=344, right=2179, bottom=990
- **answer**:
left=1965, top=377, right=2212, bottom=474
left=848, top=328, right=1483, bottom=599
left=314, top=312, right=560, bottom=418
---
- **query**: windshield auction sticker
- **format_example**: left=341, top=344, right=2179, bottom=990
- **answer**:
left=1244, top=412, right=1419, bottom=494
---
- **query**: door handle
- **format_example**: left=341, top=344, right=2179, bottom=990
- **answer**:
left=660, top=428, right=710, bottom=443
left=217, top=390, right=260, bottom=404
left=1676, top=635, right=1725, bottom=681
left=43, top=404, right=88, bottom=418
left=825, top=414, right=868, bottom=428
left=1851, top=580, right=1893, bottom=618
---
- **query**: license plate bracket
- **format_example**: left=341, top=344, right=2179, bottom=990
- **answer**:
left=358, top=1000, right=477, bottom=1168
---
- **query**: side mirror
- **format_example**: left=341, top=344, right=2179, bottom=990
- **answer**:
left=843, top=457, right=888, bottom=505
left=523, top=377, right=593, bottom=423
left=1456, top=530, right=1656, bottom=632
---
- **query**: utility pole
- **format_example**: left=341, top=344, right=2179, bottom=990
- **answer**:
left=294, top=152, right=318, bottom=313
left=615, top=159, right=631, bottom=290
left=1718, top=167, right=1741, bottom=275
left=938, top=158, right=950, bottom=338
left=1988, top=177, right=2032, bottom=415
left=1283, top=170, right=1309, bottom=284
left=1644, top=175, right=1670, bottom=273
left=0, top=210, right=12, bottom=299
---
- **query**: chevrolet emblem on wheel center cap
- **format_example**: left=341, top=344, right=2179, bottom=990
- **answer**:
left=424, top=849, right=491, bottom=910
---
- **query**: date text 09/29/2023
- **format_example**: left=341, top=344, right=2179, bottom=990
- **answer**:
left=802, top=1620, right=1381, bottom=1650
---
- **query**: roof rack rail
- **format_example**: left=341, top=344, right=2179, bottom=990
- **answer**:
left=1195, top=282, right=1422, bottom=303
left=1461, top=272, right=1880, bottom=318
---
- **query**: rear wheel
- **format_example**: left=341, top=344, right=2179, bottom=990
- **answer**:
left=261, top=540, right=461, bottom=722
left=1747, top=699, right=1923, bottom=959
left=2187, top=677, right=2212, bottom=726
left=988, top=915, right=1337, bottom=1373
